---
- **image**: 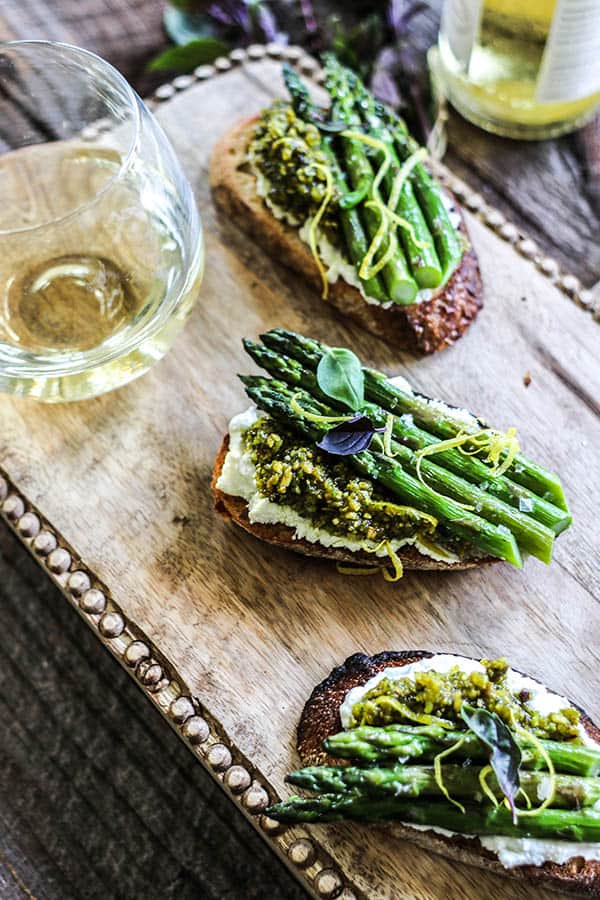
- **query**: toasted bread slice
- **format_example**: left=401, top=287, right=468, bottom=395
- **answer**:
left=211, top=435, right=491, bottom=572
left=210, top=116, right=483, bottom=354
left=297, top=650, right=600, bottom=897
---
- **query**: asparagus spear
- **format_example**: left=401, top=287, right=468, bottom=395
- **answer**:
left=321, top=57, right=418, bottom=304
left=287, top=762, right=600, bottom=810
left=243, top=339, right=556, bottom=562
left=340, top=59, right=443, bottom=290
left=325, top=725, right=600, bottom=777
left=240, top=375, right=522, bottom=567
left=320, top=140, right=387, bottom=302
left=259, top=329, right=569, bottom=513
left=324, top=54, right=443, bottom=291
left=266, top=794, right=600, bottom=839
left=353, top=80, right=465, bottom=284
left=281, top=62, right=344, bottom=134
left=364, top=366, right=568, bottom=512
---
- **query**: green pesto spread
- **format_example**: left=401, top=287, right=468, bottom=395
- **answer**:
left=243, top=416, right=437, bottom=545
left=352, top=658, right=581, bottom=742
left=248, top=102, right=339, bottom=232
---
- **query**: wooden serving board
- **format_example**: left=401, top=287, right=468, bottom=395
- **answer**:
left=2, top=54, right=600, bottom=900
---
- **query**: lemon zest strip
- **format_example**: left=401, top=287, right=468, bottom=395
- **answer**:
left=414, top=428, right=520, bottom=475
left=336, top=563, right=382, bottom=577
left=517, top=786, right=532, bottom=810
left=387, top=148, right=428, bottom=214
left=386, top=209, right=430, bottom=248
left=358, top=694, right=454, bottom=729
left=414, top=450, right=474, bottom=512
left=415, top=535, right=455, bottom=561
left=340, top=130, right=392, bottom=194
left=290, top=393, right=355, bottom=424
left=359, top=199, right=396, bottom=279
left=358, top=539, right=404, bottom=582
left=478, top=764, right=499, bottom=808
left=382, top=542, right=404, bottom=582
left=308, top=162, right=334, bottom=300
left=382, top=413, right=397, bottom=457
left=511, top=726, right=556, bottom=818
left=433, top=736, right=467, bottom=813
left=413, top=428, right=520, bottom=503
left=365, top=504, right=438, bottom=531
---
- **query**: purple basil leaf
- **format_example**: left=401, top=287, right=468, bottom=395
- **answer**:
left=299, top=0, right=320, bottom=38
left=371, top=46, right=403, bottom=110
left=387, top=0, right=405, bottom=37
left=317, top=416, right=379, bottom=456
left=252, top=3, right=279, bottom=42
left=208, top=1, right=249, bottom=31
left=388, top=0, right=428, bottom=39
left=461, top=704, right=522, bottom=823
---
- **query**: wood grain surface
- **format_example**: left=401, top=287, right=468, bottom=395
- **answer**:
left=1, top=59, right=600, bottom=900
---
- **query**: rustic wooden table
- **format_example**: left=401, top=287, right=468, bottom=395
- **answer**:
left=0, top=2, right=599, bottom=899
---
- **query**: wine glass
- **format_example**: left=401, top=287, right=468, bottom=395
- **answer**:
left=0, top=40, right=204, bottom=401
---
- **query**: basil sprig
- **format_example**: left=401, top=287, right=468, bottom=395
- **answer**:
left=461, top=704, right=522, bottom=823
left=316, top=347, right=364, bottom=411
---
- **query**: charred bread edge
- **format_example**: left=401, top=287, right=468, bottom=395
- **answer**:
left=296, top=649, right=600, bottom=897
left=212, top=435, right=490, bottom=572
left=209, top=116, right=483, bottom=354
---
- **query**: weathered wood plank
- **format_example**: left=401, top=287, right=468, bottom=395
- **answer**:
left=1, top=59, right=599, bottom=899
left=0, top=529, right=306, bottom=900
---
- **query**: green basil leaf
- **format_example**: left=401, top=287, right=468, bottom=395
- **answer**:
left=461, top=704, right=522, bottom=823
left=148, top=38, right=230, bottom=73
left=316, top=348, right=364, bottom=411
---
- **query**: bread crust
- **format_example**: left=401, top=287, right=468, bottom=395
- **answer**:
left=296, top=650, right=600, bottom=897
left=211, top=435, right=489, bottom=572
left=210, top=116, right=483, bottom=354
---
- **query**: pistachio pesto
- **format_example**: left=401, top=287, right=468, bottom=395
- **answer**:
left=351, top=657, right=581, bottom=742
left=248, top=102, right=340, bottom=235
left=242, top=416, right=438, bottom=545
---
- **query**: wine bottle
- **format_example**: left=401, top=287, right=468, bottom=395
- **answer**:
left=435, top=0, right=600, bottom=139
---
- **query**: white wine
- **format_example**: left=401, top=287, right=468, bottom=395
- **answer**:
left=5, top=254, right=139, bottom=352
left=437, top=0, right=600, bottom=139
left=0, top=141, right=203, bottom=398
left=1, top=144, right=184, bottom=352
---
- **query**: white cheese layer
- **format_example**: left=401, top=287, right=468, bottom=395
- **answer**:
left=338, top=652, right=600, bottom=869
left=404, top=825, right=600, bottom=869
left=479, top=836, right=600, bottom=869
left=386, top=375, right=479, bottom=431
left=215, top=406, right=459, bottom=563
